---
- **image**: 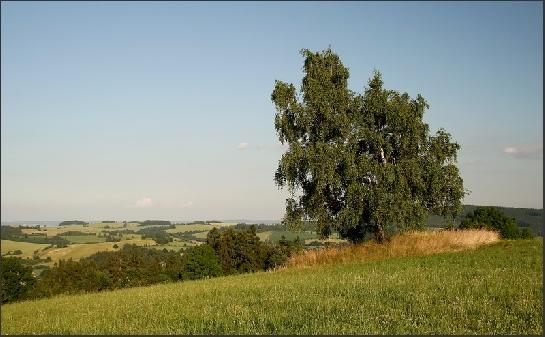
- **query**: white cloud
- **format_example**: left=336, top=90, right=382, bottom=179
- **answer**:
left=180, top=200, right=194, bottom=208
left=237, top=142, right=249, bottom=150
left=134, top=197, right=153, bottom=208
left=503, top=143, right=543, bottom=159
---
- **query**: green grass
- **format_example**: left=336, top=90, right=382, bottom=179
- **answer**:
left=1, top=239, right=541, bottom=334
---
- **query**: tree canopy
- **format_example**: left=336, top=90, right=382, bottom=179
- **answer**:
left=272, top=48, right=465, bottom=243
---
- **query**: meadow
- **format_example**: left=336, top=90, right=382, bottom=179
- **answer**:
left=1, top=234, right=541, bottom=335
left=0, top=240, right=50, bottom=259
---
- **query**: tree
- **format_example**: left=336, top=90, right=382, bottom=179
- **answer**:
left=459, top=206, right=528, bottom=239
left=181, top=244, right=222, bottom=280
left=272, top=48, right=465, bottom=243
left=1, top=257, right=36, bottom=303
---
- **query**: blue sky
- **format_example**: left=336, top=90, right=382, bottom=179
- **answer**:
left=1, top=1, right=542, bottom=221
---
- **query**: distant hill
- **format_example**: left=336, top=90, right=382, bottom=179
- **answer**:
left=427, top=205, right=543, bottom=236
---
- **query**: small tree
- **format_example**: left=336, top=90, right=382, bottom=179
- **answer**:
left=181, top=244, right=222, bottom=280
left=272, top=48, right=465, bottom=243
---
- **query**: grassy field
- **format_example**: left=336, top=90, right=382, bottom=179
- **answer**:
left=1, top=236, right=541, bottom=334
left=0, top=240, right=50, bottom=259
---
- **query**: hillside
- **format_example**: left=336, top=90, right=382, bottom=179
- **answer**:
left=1, top=235, right=542, bottom=335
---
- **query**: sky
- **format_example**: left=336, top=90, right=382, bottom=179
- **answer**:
left=1, top=1, right=542, bottom=221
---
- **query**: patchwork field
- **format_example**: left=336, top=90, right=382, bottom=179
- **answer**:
left=20, top=222, right=138, bottom=237
left=37, top=238, right=156, bottom=263
left=1, top=237, right=541, bottom=334
left=0, top=240, right=50, bottom=259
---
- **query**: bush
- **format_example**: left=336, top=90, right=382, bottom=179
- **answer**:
left=1, top=257, right=36, bottom=303
left=460, top=207, right=531, bottom=239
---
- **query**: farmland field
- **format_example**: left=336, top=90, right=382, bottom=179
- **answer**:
left=20, top=222, right=138, bottom=237
left=0, top=240, right=50, bottom=259
left=37, top=238, right=156, bottom=263
left=1, top=238, right=541, bottom=334
left=59, top=235, right=106, bottom=244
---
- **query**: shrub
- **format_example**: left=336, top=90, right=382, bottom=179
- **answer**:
left=459, top=207, right=530, bottom=239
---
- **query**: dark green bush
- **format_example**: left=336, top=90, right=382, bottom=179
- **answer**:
left=181, top=244, right=222, bottom=280
left=1, top=257, right=36, bottom=303
left=459, top=207, right=532, bottom=239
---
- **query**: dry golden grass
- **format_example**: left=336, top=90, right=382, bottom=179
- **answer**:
left=284, top=229, right=500, bottom=269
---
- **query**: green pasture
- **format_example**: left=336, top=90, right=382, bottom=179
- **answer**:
left=0, top=240, right=50, bottom=259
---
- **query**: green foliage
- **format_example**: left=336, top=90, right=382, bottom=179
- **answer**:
left=206, top=226, right=302, bottom=274
left=520, top=228, right=533, bottom=239
left=1, top=257, right=36, bottom=303
left=427, top=205, right=543, bottom=236
left=459, top=207, right=532, bottom=239
left=272, top=48, right=465, bottom=243
left=181, top=244, right=222, bottom=280
left=31, top=245, right=186, bottom=299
